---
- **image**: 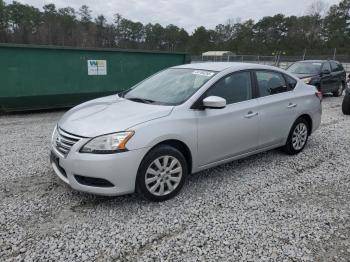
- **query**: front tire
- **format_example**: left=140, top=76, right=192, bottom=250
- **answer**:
left=282, top=118, right=310, bottom=155
left=136, top=145, right=188, bottom=202
left=342, top=90, right=350, bottom=115
left=333, top=82, right=344, bottom=97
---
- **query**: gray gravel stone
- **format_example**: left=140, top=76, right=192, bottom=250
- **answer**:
left=1, top=96, right=350, bottom=261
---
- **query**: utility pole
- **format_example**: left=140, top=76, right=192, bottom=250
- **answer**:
left=333, top=48, right=337, bottom=60
left=302, top=49, right=307, bottom=60
left=273, top=51, right=284, bottom=67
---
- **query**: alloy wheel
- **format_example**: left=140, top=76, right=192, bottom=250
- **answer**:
left=337, top=83, right=343, bottom=96
left=292, top=123, right=308, bottom=150
left=145, top=155, right=183, bottom=196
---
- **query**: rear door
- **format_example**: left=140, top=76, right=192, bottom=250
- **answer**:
left=254, top=70, right=298, bottom=148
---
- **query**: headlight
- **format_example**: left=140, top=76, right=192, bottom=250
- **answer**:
left=302, top=77, right=312, bottom=84
left=80, top=131, right=134, bottom=154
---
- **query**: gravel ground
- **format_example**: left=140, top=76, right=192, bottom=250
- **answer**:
left=0, top=96, right=350, bottom=261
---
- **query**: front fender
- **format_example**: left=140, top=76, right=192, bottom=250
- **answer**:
left=125, top=114, right=198, bottom=171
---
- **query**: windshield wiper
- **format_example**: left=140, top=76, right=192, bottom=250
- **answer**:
left=118, top=90, right=127, bottom=98
left=126, top=97, right=156, bottom=104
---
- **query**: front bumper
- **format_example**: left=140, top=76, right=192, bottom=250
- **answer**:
left=50, top=144, right=149, bottom=196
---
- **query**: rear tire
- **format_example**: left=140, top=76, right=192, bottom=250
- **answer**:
left=136, top=145, right=187, bottom=202
left=342, top=90, right=350, bottom=115
left=333, top=82, right=344, bottom=97
left=282, top=118, right=310, bottom=155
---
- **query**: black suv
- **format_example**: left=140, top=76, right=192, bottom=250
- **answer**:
left=287, top=60, right=347, bottom=97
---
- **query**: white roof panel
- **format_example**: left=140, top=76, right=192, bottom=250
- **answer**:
left=202, top=51, right=234, bottom=56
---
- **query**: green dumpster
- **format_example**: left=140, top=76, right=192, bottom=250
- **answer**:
left=0, top=44, right=191, bottom=112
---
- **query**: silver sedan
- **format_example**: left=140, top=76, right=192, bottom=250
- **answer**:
left=50, top=62, right=322, bottom=201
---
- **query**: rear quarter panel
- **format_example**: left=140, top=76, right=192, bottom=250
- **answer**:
left=293, top=82, right=322, bottom=134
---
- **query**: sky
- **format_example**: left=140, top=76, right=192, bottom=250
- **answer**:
left=5, top=0, right=342, bottom=32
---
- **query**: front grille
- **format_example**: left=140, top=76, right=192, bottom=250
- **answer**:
left=54, top=128, right=81, bottom=157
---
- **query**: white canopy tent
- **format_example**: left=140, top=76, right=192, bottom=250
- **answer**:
left=201, top=51, right=235, bottom=61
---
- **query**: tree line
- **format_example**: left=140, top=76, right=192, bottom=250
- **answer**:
left=0, top=0, right=349, bottom=55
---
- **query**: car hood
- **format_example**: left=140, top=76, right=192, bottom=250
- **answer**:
left=58, top=95, right=173, bottom=137
left=292, top=73, right=318, bottom=79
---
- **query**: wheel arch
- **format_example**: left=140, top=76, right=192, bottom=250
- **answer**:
left=144, top=139, right=193, bottom=174
left=296, top=114, right=313, bottom=135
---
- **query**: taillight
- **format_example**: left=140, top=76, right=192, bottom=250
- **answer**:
left=315, top=91, right=323, bottom=101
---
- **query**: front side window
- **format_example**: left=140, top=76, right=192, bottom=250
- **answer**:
left=322, top=62, right=331, bottom=72
left=205, top=71, right=252, bottom=105
left=123, top=68, right=216, bottom=105
left=285, top=75, right=297, bottom=90
left=256, top=71, right=288, bottom=97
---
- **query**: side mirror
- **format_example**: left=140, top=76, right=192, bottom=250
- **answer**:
left=322, top=69, right=331, bottom=75
left=202, top=96, right=226, bottom=109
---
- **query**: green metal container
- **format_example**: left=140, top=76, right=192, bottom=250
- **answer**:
left=0, top=44, right=190, bottom=112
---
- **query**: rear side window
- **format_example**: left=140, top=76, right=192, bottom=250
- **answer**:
left=336, top=63, right=343, bottom=71
left=256, top=71, right=288, bottom=97
left=206, top=71, right=252, bottom=105
left=330, top=61, right=343, bottom=72
left=284, top=75, right=297, bottom=90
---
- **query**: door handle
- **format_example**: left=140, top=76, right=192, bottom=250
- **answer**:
left=287, top=103, right=297, bottom=109
left=244, top=111, right=258, bottom=118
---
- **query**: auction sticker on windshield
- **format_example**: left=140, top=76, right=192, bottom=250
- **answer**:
left=192, top=70, right=215, bottom=77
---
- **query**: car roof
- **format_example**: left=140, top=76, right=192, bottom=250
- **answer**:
left=296, top=60, right=325, bottom=63
left=172, top=62, right=282, bottom=72
left=296, top=60, right=339, bottom=63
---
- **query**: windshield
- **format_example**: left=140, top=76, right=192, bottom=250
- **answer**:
left=287, top=62, right=322, bottom=75
left=122, top=68, right=216, bottom=105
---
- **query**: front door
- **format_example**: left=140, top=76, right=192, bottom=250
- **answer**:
left=196, top=71, right=259, bottom=167
left=320, top=62, right=334, bottom=92
left=329, top=61, right=342, bottom=92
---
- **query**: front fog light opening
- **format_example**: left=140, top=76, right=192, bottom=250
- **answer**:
left=74, top=175, right=115, bottom=188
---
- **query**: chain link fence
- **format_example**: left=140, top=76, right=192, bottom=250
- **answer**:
left=192, top=55, right=277, bottom=65
left=191, top=55, right=350, bottom=73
